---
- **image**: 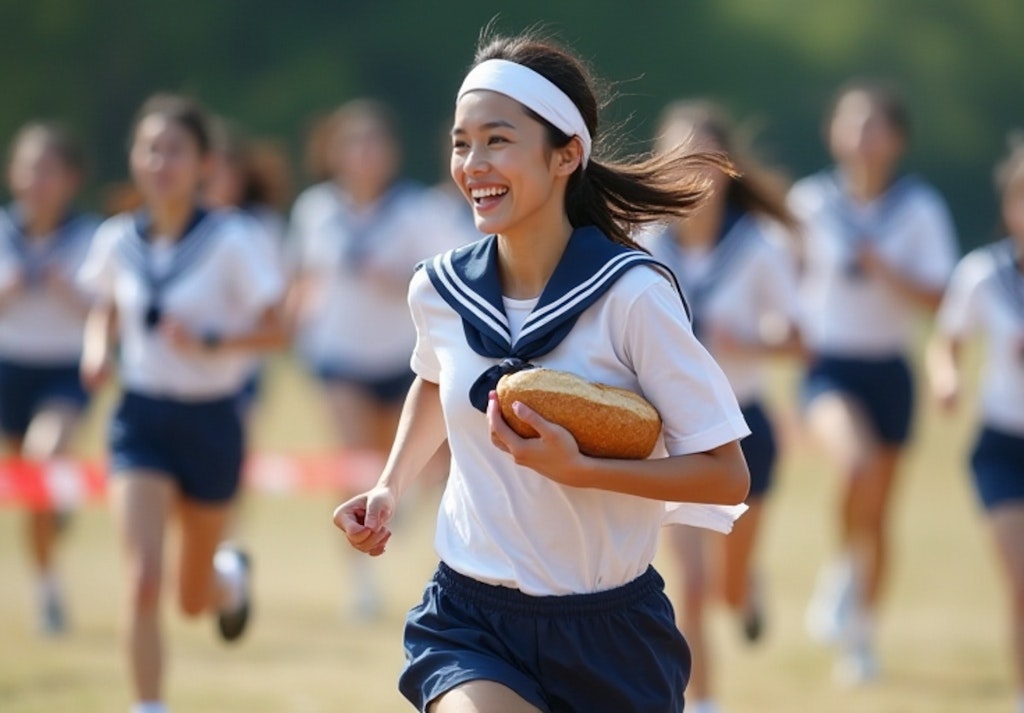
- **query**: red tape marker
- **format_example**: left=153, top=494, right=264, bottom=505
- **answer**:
left=0, top=451, right=386, bottom=509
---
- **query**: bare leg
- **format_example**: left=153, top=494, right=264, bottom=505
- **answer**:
left=668, top=525, right=713, bottom=706
left=718, top=498, right=765, bottom=612
left=430, top=680, right=544, bottom=713
left=20, top=403, right=81, bottom=633
left=990, top=504, right=1024, bottom=701
left=111, top=472, right=175, bottom=704
left=324, top=383, right=394, bottom=619
left=176, top=498, right=234, bottom=618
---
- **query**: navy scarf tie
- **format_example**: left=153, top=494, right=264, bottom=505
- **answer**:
left=422, top=225, right=690, bottom=411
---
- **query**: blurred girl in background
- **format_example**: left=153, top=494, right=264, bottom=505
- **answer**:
left=0, top=121, right=98, bottom=635
left=78, top=94, right=287, bottom=713
left=287, top=98, right=459, bottom=619
left=204, top=117, right=293, bottom=419
left=643, top=100, right=803, bottom=713
left=789, top=80, right=959, bottom=684
left=928, top=137, right=1024, bottom=713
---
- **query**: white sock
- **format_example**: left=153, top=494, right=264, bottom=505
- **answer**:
left=688, top=699, right=720, bottom=713
left=1015, top=693, right=1024, bottom=713
left=132, top=701, right=168, bottom=713
left=213, top=549, right=245, bottom=612
left=36, top=570, right=60, bottom=603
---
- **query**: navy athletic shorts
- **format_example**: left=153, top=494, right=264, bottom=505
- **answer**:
left=0, top=359, right=88, bottom=437
left=970, top=426, right=1024, bottom=511
left=803, top=354, right=915, bottom=445
left=740, top=402, right=777, bottom=499
left=400, top=562, right=690, bottom=712
left=109, top=391, right=244, bottom=503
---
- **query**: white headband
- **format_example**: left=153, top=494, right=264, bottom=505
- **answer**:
left=457, top=58, right=592, bottom=167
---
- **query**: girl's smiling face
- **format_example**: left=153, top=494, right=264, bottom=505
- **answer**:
left=7, top=133, right=80, bottom=223
left=828, top=90, right=905, bottom=174
left=451, top=90, right=580, bottom=239
left=130, top=114, right=208, bottom=209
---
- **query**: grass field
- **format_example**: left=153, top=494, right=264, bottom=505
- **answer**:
left=0, top=354, right=1015, bottom=712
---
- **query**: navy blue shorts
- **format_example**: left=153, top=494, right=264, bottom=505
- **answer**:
left=109, top=391, right=244, bottom=504
left=802, top=354, right=914, bottom=445
left=0, top=359, right=88, bottom=437
left=315, top=363, right=414, bottom=405
left=970, top=426, right=1024, bottom=511
left=740, top=402, right=777, bottom=500
left=400, top=562, right=690, bottom=713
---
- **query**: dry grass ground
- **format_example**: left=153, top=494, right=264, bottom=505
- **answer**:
left=0, top=354, right=1014, bottom=712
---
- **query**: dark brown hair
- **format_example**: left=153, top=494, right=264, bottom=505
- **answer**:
left=7, top=120, right=88, bottom=176
left=131, top=93, right=212, bottom=155
left=656, top=100, right=797, bottom=232
left=827, top=78, right=910, bottom=139
left=471, top=30, right=731, bottom=249
left=995, top=131, right=1024, bottom=194
left=210, top=116, right=293, bottom=210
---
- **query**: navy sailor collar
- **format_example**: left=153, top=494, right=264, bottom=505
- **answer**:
left=423, top=225, right=689, bottom=411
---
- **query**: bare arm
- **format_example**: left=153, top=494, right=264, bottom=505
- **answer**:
left=926, top=331, right=963, bottom=411
left=487, top=393, right=750, bottom=506
left=80, top=300, right=118, bottom=391
left=333, top=376, right=448, bottom=554
left=858, top=244, right=946, bottom=312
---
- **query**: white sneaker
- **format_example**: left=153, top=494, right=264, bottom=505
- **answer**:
left=833, top=642, right=879, bottom=687
left=37, top=583, right=67, bottom=636
left=805, top=558, right=855, bottom=645
left=214, top=545, right=251, bottom=642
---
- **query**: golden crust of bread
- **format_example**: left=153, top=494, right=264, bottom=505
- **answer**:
left=496, top=368, right=662, bottom=460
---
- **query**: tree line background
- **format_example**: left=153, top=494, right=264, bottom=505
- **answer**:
left=1, top=0, right=1022, bottom=249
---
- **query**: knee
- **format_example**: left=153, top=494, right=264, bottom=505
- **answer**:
left=128, top=564, right=163, bottom=616
left=178, top=588, right=210, bottom=619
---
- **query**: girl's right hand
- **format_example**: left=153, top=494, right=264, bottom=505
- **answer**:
left=332, top=486, right=396, bottom=557
left=80, top=350, right=111, bottom=392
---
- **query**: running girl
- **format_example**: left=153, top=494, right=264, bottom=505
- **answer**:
left=78, top=94, right=287, bottom=713
left=643, top=100, right=803, bottom=713
left=790, top=80, right=959, bottom=684
left=928, top=138, right=1024, bottom=713
left=1, top=121, right=98, bottom=635
left=335, top=30, right=750, bottom=713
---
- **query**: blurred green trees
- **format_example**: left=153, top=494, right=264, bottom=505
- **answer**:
left=0, top=0, right=1020, bottom=247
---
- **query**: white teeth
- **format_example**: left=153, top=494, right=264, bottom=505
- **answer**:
left=470, top=186, right=508, bottom=199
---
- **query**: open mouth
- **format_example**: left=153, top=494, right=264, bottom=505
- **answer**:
left=469, top=185, right=509, bottom=211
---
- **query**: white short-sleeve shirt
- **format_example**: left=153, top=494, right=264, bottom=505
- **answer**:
left=0, top=208, right=98, bottom=363
left=789, top=171, right=959, bottom=356
left=289, top=181, right=471, bottom=377
left=641, top=218, right=800, bottom=405
left=77, top=210, right=285, bottom=400
left=936, top=241, right=1024, bottom=435
left=410, top=263, right=749, bottom=596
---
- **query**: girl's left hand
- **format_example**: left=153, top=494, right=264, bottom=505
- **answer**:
left=160, top=318, right=203, bottom=354
left=486, top=390, right=587, bottom=486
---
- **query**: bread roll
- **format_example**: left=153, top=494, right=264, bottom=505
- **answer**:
left=496, top=368, right=662, bottom=459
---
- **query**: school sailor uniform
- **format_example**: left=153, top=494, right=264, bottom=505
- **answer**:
left=642, top=208, right=800, bottom=498
left=288, top=180, right=463, bottom=402
left=789, top=170, right=959, bottom=443
left=399, top=226, right=749, bottom=712
left=0, top=205, right=98, bottom=436
left=937, top=239, right=1024, bottom=510
left=77, top=209, right=284, bottom=502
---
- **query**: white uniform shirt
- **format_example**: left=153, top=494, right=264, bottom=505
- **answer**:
left=789, top=171, right=958, bottom=356
left=937, top=241, right=1024, bottom=435
left=641, top=218, right=800, bottom=405
left=78, top=210, right=285, bottom=400
left=289, top=181, right=467, bottom=377
left=410, top=264, right=750, bottom=596
left=0, top=208, right=98, bottom=362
